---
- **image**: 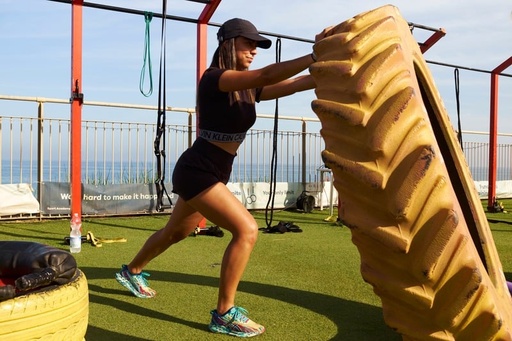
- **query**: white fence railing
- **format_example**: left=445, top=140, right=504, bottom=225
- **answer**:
left=0, top=95, right=326, bottom=218
left=1, top=95, right=512, bottom=218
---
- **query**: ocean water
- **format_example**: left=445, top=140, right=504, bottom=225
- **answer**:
left=0, top=160, right=314, bottom=188
left=1, top=160, right=159, bottom=187
left=2, top=160, right=510, bottom=193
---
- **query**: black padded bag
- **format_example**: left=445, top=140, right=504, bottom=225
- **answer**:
left=0, top=241, right=77, bottom=291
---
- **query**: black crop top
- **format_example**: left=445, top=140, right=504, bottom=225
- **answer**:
left=197, top=67, right=259, bottom=143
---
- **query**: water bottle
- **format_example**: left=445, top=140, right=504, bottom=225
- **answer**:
left=70, top=213, right=82, bottom=253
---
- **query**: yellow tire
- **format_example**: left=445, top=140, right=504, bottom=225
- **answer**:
left=0, top=269, right=88, bottom=341
left=311, top=5, right=512, bottom=339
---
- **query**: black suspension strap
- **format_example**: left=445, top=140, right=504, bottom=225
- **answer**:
left=454, top=68, right=463, bottom=150
left=154, top=0, right=173, bottom=211
left=264, top=38, right=282, bottom=228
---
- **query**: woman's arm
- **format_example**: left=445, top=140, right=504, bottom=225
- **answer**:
left=218, top=54, right=315, bottom=93
left=258, top=74, right=315, bottom=101
left=218, top=25, right=333, bottom=94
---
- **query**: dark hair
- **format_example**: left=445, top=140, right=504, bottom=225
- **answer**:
left=210, top=38, right=255, bottom=104
left=210, top=38, right=237, bottom=70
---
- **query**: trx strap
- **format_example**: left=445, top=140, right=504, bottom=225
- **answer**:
left=64, top=232, right=127, bottom=247
left=139, top=11, right=153, bottom=97
left=454, top=68, right=463, bottom=150
left=154, top=0, right=173, bottom=211
left=87, top=231, right=127, bottom=247
left=264, top=38, right=282, bottom=228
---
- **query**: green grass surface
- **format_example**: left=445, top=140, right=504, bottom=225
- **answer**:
left=2, top=202, right=512, bottom=340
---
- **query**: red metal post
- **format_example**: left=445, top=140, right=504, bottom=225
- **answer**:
left=196, top=24, right=208, bottom=86
left=71, top=0, right=83, bottom=218
left=196, top=0, right=221, bottom=85
left=487, top=56, right=512, bottom=211
left=196, top=0, right=221, bottom=228
left=419, top=29, right=446, bottom=54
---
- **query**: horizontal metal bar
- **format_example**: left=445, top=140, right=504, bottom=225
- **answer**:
left=47, top=0, right=315, bottom=43
left=426, top=60, right=512, bottom=78
left=0, top=94, right=321, bottom=122
left=408, top=21, right=444, bottom=33
left=47, top=0, right=199, bottom=24
left=186, top=0, right=211, bottom=4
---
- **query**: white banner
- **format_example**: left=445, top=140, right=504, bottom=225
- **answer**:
left=226, top=181, right=338, bottom=210
left=9, top=179, right=512, bottom=216
left=0, top=183, right=39, bottom=215
left=33, top=180, right=340, bottom=216
left=474, top=180, right=512, bottom=199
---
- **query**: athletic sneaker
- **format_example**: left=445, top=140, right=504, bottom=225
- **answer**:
left=209, top=306, right=265, bottom=338
left=115, top=264, right=156, bottom=298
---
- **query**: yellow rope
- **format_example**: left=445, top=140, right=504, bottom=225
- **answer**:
left=86, top=231, right=127, bottom=247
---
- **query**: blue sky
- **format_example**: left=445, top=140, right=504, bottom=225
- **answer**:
left=0, top=0, right=511, bottom=135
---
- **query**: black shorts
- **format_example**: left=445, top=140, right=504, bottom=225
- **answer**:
left=172, top=137, right=235, bottom=201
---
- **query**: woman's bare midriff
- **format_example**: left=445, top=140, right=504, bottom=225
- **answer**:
left=208, top=140, right=241, bottom=156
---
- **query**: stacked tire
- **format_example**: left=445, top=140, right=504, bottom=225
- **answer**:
left=0, top=269, right=88, bottom=341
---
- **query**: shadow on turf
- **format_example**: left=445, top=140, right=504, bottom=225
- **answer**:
left=82, top=266, right=400, bottom=341
left=86, top=287, right=206, bottom=335
left=0, top=228, right=63, bottom=243
left=85, top=325, right=149, bottom=341
left=262, top=209, right=336, bottom=226
left=83, top=217, right=165, bottom=232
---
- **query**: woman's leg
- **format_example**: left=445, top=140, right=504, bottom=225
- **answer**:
left=187, top=182, right=260, bottom=315
left=121, top=180, right=259, bottom=315
left=127, top=197, right=204, bottom=274
left=116, top=197, right=204, bottom=298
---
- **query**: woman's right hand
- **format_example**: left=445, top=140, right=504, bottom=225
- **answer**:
left=315, top=26, right=334, bottom=43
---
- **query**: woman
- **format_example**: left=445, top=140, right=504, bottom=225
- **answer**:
left=116, top=18, right=332, bottom=338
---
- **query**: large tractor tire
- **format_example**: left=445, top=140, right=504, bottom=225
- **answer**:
left=0, top=269, right=89, bottom=341
left=310, top=5, right=512, bottom=340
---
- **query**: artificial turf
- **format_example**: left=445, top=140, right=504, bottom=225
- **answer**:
left=1, top=200, right=512, bottom=340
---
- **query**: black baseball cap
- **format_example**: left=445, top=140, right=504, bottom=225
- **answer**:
left=217, top=18, right=272, bottom=49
